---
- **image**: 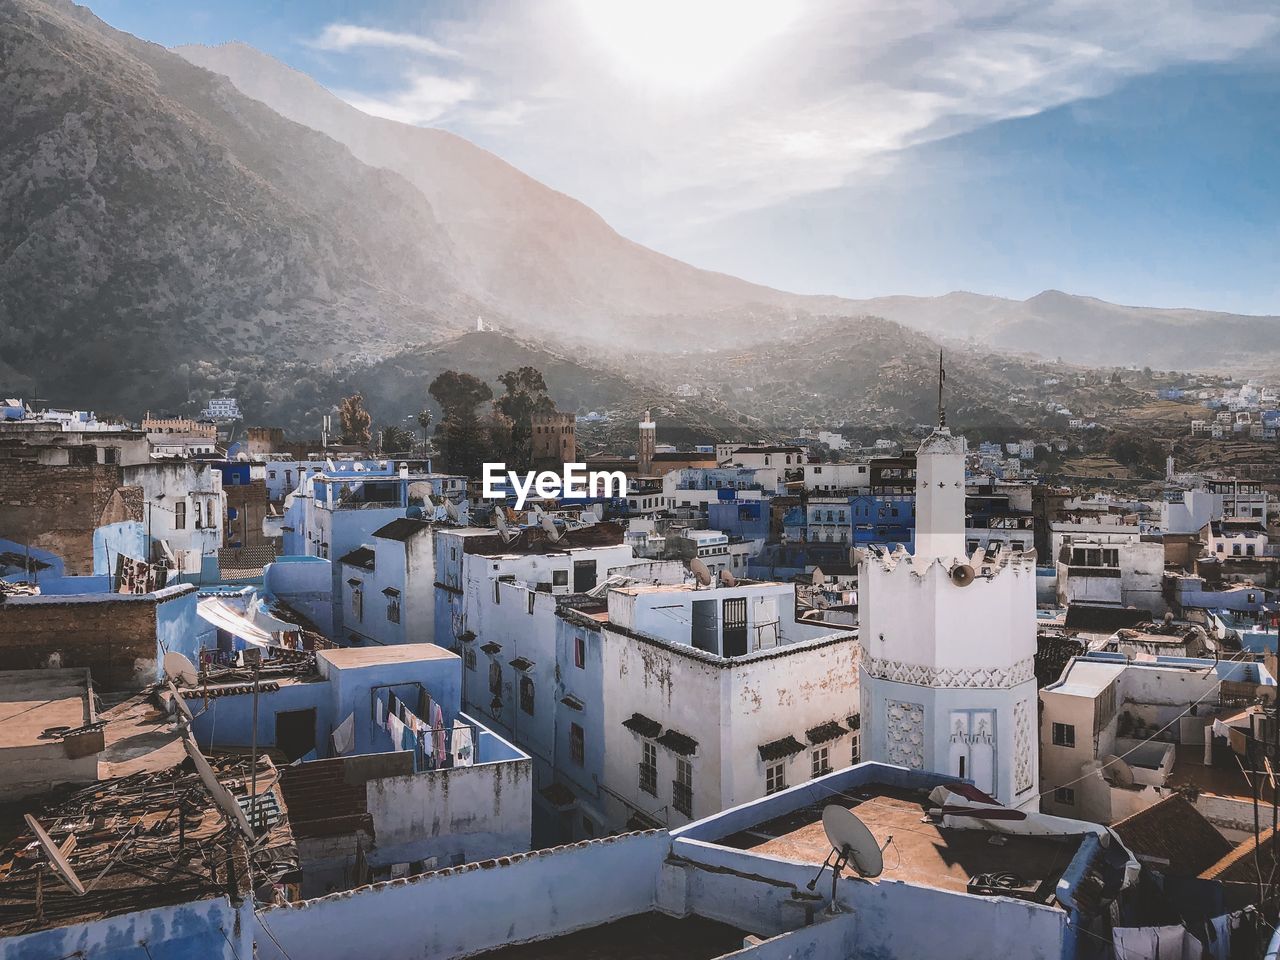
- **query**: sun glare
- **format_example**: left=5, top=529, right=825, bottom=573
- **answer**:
left=573, top=0, right=799, bottom=93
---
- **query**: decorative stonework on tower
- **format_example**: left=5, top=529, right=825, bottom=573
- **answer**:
left=858, top=365, right=1040, bottom=809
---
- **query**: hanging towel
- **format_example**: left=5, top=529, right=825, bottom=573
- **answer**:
left=388, top=714, right=407, bottom=751
left=452, top=721, right=474, bottom=767
left=332, top=712, right=356, bottom=756
left=431, top=701, right=446, bottom=763
left=376, top=698, right=384, bottom=728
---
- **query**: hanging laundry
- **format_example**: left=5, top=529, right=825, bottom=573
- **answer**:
left=431, top=701, right=446, bottom=764
left=452, top=720, right=474, bottom=767
left=388, top=713, right=407, bottom=751
left=376, top=698, right=385, bottom=729
left=332, top=712, right=356, bottom=756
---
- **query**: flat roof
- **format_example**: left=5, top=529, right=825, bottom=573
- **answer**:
left=467, top=912, right=750, bottom=960
left=717, top=785, right=1082, bottom=902
left=1046, top=659, right=1123, bottom=697
left=0, top=669, right=91, bottom=750
left=319, top=643, right=457, bottom=669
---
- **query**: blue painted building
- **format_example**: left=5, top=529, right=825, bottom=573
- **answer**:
left=850, top=493, right=916, bottom=551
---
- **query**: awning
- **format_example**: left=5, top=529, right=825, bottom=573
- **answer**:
left=806, top=720, right=846, bottom=745
left=658, top=729, right=699, bottom=756
left=560, top=695, right=584, bottom=711
left=509, top=657, right=534, bottom=671
left=480, top=642, right=502, bottom=654
left=540, top=782, right=576, bottom=808
left=758, top=734, right=805, bottom=762
left=622, top=713, right=663, bottom=738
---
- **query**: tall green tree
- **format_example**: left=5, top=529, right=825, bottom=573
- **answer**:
left=429, top=371, right=493, bottom=475
left=496, top=366, right=554, bottom=470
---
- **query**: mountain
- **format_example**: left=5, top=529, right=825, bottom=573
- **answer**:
left=847, top=290, right=1280, bottom=372
left=174, top=41, right=847, bottom=343
left=0, top=0, right=482, bottom=410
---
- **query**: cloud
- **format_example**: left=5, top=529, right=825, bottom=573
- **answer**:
left=312, top=0, right=1280, bottom=238
left=309, top=23, right=459, bottom=60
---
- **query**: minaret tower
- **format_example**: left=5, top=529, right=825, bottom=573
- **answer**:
left=637, top=410, right=656, bottom=475
left=858, top=357, right=1040, bottom=809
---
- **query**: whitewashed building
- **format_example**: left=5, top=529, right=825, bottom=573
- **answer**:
left=859, top=422, right=1041, bottom=809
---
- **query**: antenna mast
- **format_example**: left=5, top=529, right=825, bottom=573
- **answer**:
left=937, top=349, right=946, bottom=429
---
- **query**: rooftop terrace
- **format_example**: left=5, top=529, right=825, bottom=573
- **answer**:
left=468, top=912, right=750, bottom=960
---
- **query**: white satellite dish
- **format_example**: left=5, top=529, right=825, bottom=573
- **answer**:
left=23, top=814, right=86, bottom=896
left=591, top=502, right=605, bottom=521
left=690, top=557, right=713, bottom=587
left=163, top=651, right=199, bottom=687
left=823, top=805, right=885, bottom=879
left=540, top=513, right=563, bottom=542
left=422, top=493, right=435, bottom=512
left=495, top=510, right=516, bottom=542
left=719, top=568, right=737, bottom=587
left=811, top=566, right=826, bottom=587
left=1101, top=755, right=1136, bottom=787
left=805, top=805, right=888, bottom=914
left=168, top=680, right=195, bottom=725
left=183, top=734, right=255, bottom=840
left=445, top=500, right=461, bottom=523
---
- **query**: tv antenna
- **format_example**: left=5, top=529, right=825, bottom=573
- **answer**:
left=540, top=513, right=563, bottom=542
left=689, top=557, right=713, bottom=588
left=163, top=651, right=199, bottom=687
left=494, top=510, right=517, bottom=543
left=24, top=814, right=86, bottom=921
left=182, top=733, right=255, bottom=840
left=806, top=805, right=890, bottom=914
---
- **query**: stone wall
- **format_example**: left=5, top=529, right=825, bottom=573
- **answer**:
left=0, top=461, right=129, bottom=574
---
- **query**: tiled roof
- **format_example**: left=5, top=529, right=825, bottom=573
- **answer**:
left=540, top=782, right=576, bottom=807
left=622, top=713, right=663, bottom=738
left=374, top=517, right=432, bottom=542
left=1200, top=824, right=1279, bottom=884
left=758, top=734, right=805, bottom=762
left=338, top=546, right=375, bottom=569
left=1112, top=794, right=1232, bottom=877
left=806, top=720, right=846, bottom=745
left=1064, top=603, right=1151, bottom=632
left=657, top=729, right=699, bottom=756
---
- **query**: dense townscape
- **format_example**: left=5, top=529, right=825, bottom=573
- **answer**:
left=0, top=366, right=1277, bottom=959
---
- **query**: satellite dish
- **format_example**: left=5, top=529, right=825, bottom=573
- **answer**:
left=591, top=502, right=605, bottom=521
left=950, top=563, right=976, bottom=588
left=182, top=734, right=255, bottom=840
left=168, top=680, right=195, bottom=725
left=811, top=566, right=826, bottom=587
left=23, top=814, right=85, bottom=896
left=422, top=493, right=435, bottom=512
left=445, top=500, right=461, bottom=523
left=719, top=568, right=737, bottom=587
left=495, top=511, right=516, bottom=542
left=823, top=805, right=884, bottom=879
left=690, top=557, right=713, bottom=587
left=540, top=513, right=563, bottom=542
left=163, top=651, right=199, bottom=687
left=1101, top=755, right=1136, bottom=787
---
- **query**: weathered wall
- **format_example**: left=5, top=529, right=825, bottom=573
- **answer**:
left=0, top=584, right=197, bottom=690
left=254, top=831, right=668, bottom=960
left=0, top=461, right=127, bottom=574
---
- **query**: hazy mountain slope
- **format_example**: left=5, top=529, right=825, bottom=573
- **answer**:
left=853, top=290, right=1280, bottom=371
left=176, top=42, right=847, bottom=340
left=0, top=0, right=480, bottom=409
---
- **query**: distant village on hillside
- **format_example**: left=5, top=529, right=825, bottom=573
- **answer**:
left=0, top=363, right=1278, bottom=959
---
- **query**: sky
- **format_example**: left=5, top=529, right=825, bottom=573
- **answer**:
left=91, top=0, right=1280, bottom=314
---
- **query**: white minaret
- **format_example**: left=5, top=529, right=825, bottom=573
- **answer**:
left=859, top=356, right=1040, bottom=809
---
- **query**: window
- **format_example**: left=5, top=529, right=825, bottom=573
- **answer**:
left=102, top=446, right=119, bottom=464
left=351, top=586, right=363, bottom=622
left=570, top=723, right=584, bottom=766
left=1051, top=723, right=1075, bottom=748
left=174, top=500, right=186, bottom=530
left=640, top=741, right=657, bottom=796
left=812, top=746, right=831, bottom=779
left=519, top=675, right=535, bottom=715
left=488, top=661, right=502, bottom=696
left=553, top=569, right=568, bottom=587
left=766, top=762, right=786, bottom=795
left=386, top=593, right=401, bottom=624
left=206, top=501, right=215, bottom=529
left=1055, top=787, right=1076, bottom=806
left=269, top=471, right=277, bottom=479
left=464, top=647, right=476, bottom=671
left=494, top=581, right=501, bottom=604
left=851, top=731, right=861, bottom=765
left=574, top=636, right=586, bottom=669
left=527, top=591, right=535, bottom=614
left=673, top=757, right=693, bottom=817
left=451, top=547, right=457, bottom=561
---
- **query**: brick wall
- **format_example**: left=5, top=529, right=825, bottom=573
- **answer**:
left=0, top=461, right=126, bottom=574
left=0, top=595, right=160, bottom=691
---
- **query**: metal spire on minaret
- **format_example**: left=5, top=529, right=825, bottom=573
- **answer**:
left=937, top=349, right=946, bottom=429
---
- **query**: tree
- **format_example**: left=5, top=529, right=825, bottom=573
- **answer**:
left=496, top=366, right=554, bottom=470
left=337, top=393, right=372, bottom=445
left=416, top=409, right=433, bottom=440
left=381, top=425, right=415, bottom=455
left=429, top=371, right=493, bottom=475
